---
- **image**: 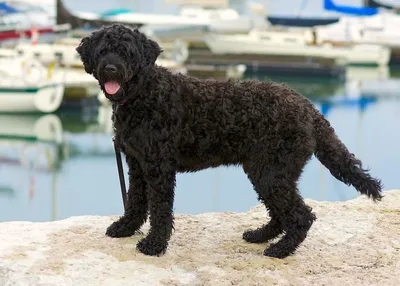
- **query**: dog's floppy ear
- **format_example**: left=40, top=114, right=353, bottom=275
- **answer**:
left=143, top=37, right=163, bottom=67
left=132, top=28, right=162, bottom=68
left=76, top=36, right=94, bottom=74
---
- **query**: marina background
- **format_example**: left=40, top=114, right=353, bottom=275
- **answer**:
left=0, top=0, right=399, bottom=222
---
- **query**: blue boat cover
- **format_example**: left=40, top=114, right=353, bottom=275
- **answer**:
left=324, top=0, right=379, bottom=16
left=100, top=8, right=133, bottom=18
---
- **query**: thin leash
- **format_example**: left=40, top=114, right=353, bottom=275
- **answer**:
left=113, top=136, right=127, bottom=211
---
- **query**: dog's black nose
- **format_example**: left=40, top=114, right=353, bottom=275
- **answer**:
left=105, top=64, right=117, bottom=73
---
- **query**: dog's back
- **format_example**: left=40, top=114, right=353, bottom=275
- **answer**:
left=173, top=73, right=382, bottom=201
left=173, top=75, right=316, bottom=170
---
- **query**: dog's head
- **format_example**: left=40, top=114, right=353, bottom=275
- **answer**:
left=76, top=24, right=162, bottom=101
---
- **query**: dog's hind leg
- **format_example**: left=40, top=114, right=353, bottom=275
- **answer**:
left=242, top=199, right=284, bottom=244
left=242, top=161, right=285, bottom=244
left=243, top=142, right=316, bottom=258
left=106, top=156, right=148, bottom=238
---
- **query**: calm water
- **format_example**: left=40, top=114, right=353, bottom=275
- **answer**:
left=1, top=0, right=399, bottom=222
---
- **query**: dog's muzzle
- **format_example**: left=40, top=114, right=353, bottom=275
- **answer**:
left=100, top=64, right=123, bottom=95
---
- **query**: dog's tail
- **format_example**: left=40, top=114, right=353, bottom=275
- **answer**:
left=313, top=111, right=383, bottom=201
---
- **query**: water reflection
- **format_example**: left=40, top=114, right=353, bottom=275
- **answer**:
left=0, top=70, right=399, bottom=222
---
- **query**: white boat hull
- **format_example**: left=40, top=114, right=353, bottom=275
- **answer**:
left=314, top=13, right=400, bottom=48
left=0, top=84, right=65, bottom=113
left=204, top=31, right=391, bottom=66
left=15, top=42, right=83, bottom=67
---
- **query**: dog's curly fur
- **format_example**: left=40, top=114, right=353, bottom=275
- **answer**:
left=76, top=24, right=383, bottom=259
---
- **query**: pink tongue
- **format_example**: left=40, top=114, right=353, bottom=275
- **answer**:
left=104, top=81, right=120, bottom=95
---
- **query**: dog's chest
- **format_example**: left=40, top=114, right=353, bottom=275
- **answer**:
left=115, top=125, right=147, bottom=160
left=112, top=107, right=149, bottom=158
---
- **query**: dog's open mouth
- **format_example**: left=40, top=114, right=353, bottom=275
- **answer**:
left=104, top=81, right=121, bottom=95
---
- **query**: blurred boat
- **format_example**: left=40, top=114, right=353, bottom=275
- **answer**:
left=314, top=13, right=400, bottom=47
left=15, top=37, right=189, bottom=73
left=0, top=49, right=65, bottom=113
left=55, top=0, right=266, bottom=34
left=314, top=12, right=400, bottom=63
left=0, top=0, right=61, bottom=42
left=204, top=28, right=391, bottom=67
left=265, top=0, right=396, bottom=28
left=15, top=38, right=85, bottom=68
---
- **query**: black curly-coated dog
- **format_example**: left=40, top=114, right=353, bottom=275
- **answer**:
left=76, top=24, right=383, bottom=259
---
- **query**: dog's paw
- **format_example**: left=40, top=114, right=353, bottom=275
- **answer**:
left=105, top=220, right=141, bottom=238
left=243, top=226, right=282, bottom=244
left=263, top=243, right=293, bottom=259
left=136, top=235, right=168, bottom=256
left=243, top=228, right=268, bottom=243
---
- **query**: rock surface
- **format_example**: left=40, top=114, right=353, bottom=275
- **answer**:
left=0, top=190, right=399, bottom=286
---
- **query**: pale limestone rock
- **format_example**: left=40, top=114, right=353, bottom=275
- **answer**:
left=0, top=190, right=399, bottom=285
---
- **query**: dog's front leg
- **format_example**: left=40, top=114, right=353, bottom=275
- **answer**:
left=136, top=160, right=176, bottom=256
left=106, top=156, right=148, bottom=238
